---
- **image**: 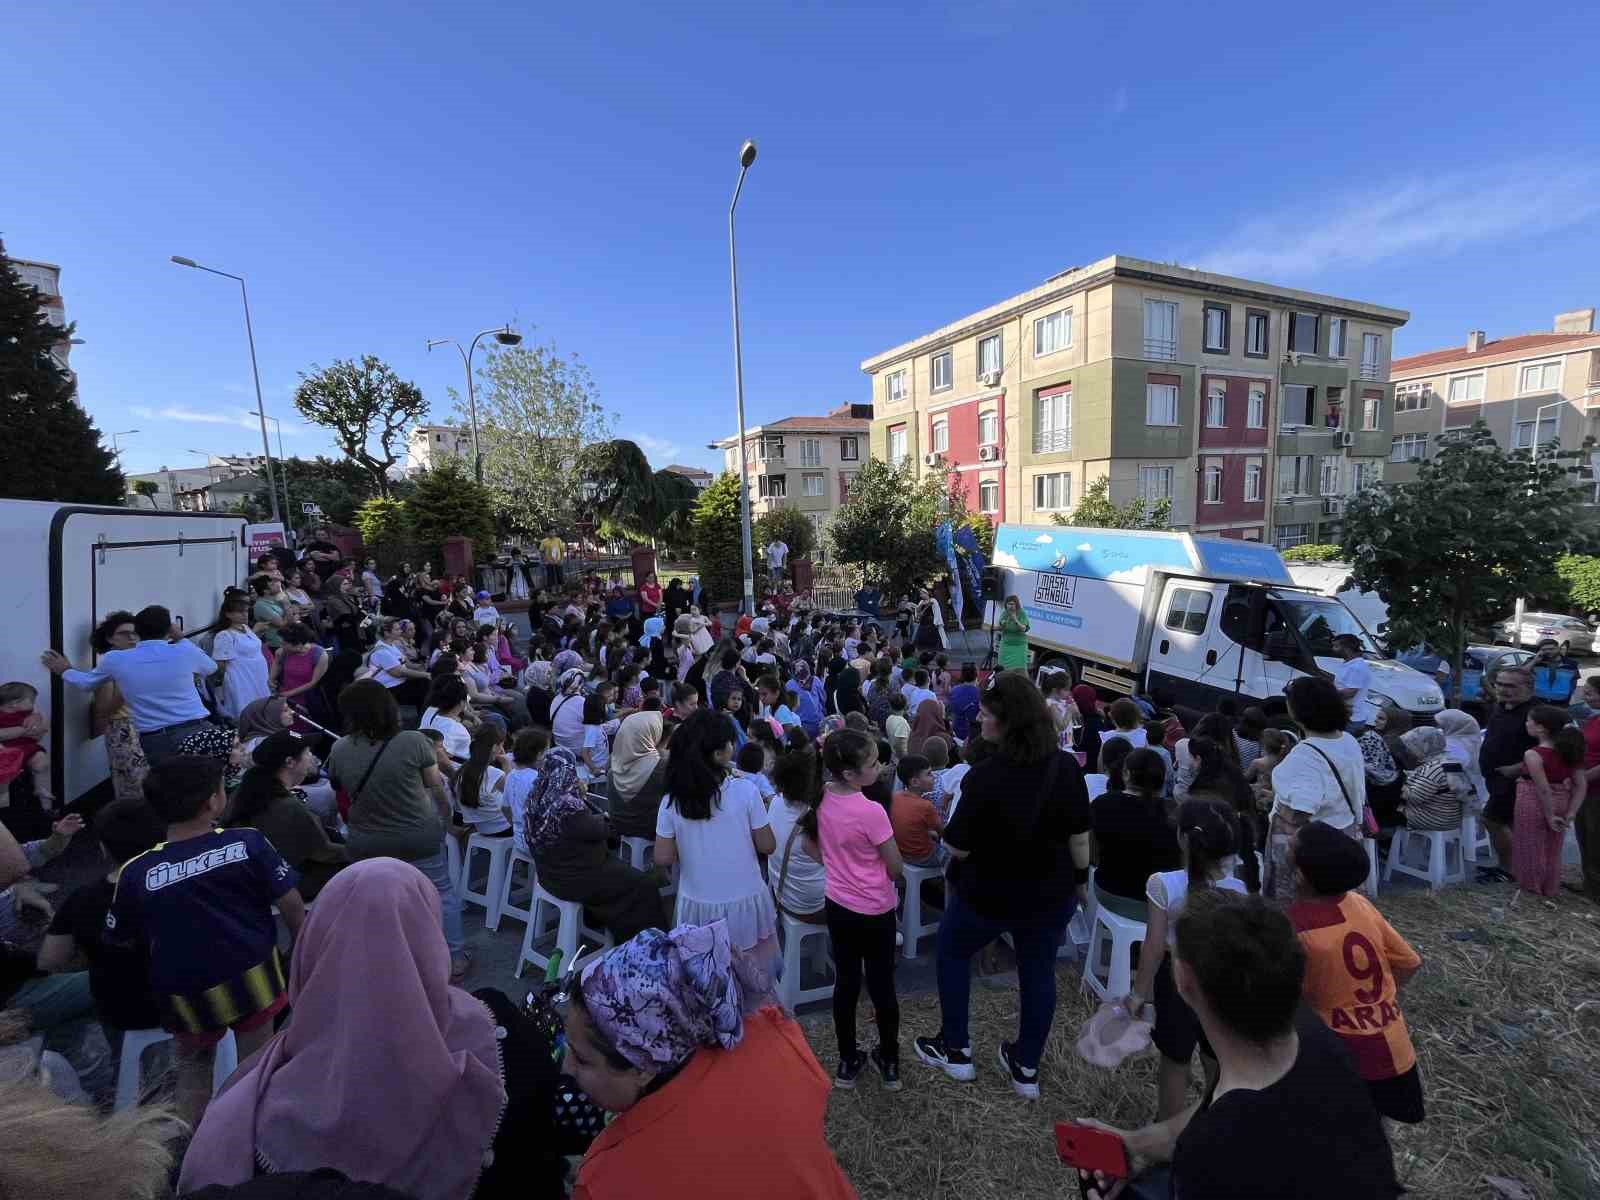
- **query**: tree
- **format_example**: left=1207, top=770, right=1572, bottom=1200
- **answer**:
left=404, top=459, right=497, bottom=568
left=466, top=330, right=611, bottom=537
left=577, top=440, right=659, bottom=539
left=132, top=480, right=160, bottom=509
left=353, top=496, right=413, bottom=571
left=0, top=245, right=123, bottom=505
left=1554, top=554, right=1600, bottom=614
left=1342, top=421, right=1595, bottom=701
left=829, top=459, right=948, bottom=599
left=691, top=473, right=747, bottom=608
left=1051, top=476, right=1171, bottom=530
left=248, top=454, right=389, bottom=531
left=293, top=356, right=428, bottom=499
left=1281, top=543, right=1344, bottom=563
left=753, top=506, right=816, bottom=562
left=648, top=469, right=702, bottom=550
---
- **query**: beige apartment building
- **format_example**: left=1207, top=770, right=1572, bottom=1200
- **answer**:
left=1388, top=308, right=1600, bottom=492
left=860, top=256, right=1408, bottom=548
left=713, top=404, right=872, bottom=546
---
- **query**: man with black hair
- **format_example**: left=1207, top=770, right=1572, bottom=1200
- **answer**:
left=1077, top=890, right=1398, bottom=1199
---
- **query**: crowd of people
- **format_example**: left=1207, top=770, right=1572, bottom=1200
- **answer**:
left=3, top=535, right=1599, bottom=1198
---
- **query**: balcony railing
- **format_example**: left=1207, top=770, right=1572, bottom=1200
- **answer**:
left=1144, top=337, right=1177, bottom=361
left=1033, top=428, right=1072, bottom=454
left=1359, top=362, right=1381, bottom=380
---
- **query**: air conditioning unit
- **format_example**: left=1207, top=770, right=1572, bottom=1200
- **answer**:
left=1338, top=431, right=1355, bottom=448
left=978, top=444, right=999, bottom=462
left=980, top=370, right=1002, bottom=387
left=922, top=452, right=943, bottom=467
left=1322, top=497, right=1344, bottom=516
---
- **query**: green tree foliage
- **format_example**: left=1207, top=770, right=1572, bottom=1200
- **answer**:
left=648, top=470, right=702, bottom=550
left=690, top=473, right=747, bottom=608
left=353, top=496, right=413, bottom=571
left=1342, top=422, right=1595, bottom=700
left=1281, top=543, right=1344, bottom=563
left=467, top=330, right=611, bottom=537
left=131, top=480, right=160, bottom=509
left=753, top=506, right=816, bottom=562
left=830, top=459, right=974, bottom=600
left=1051, top=476, right=1171, bottom=530
left=249, top=455, right=389, bottom=530
left=577, top=440, right=660, bottom=540
left=1554, top=554, right=1600, bottom=614
left=404, top=458, right=498, bottom=568
left=293, top=356, right=428, bottom=499
left=0, top=245, right=123, bottom=505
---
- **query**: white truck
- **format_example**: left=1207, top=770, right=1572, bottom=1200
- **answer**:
left=0, top=500, right=249, bottom=804
left=989, top=523, right=1443, bottom=720
left=1283, top=560, right=1391, bottom=643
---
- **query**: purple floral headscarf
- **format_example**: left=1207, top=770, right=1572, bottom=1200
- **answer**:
left=522, top=747, right=588, bottom=855
left=552, top=649, right=585, bottom=678
left=578, top=921, right=771, bottom=1072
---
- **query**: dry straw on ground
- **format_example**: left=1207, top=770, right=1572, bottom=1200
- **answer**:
left=801, top=876, right=1600, bottom=1200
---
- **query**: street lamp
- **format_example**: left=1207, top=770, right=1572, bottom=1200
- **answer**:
left=729, top=137, right=758, bottom=616
left=108, top=429, right=139, bottom=460
left=427, top=327, right=522, bottom=484
left=169, top=256, right=280, bottom=525
left=246, top=410, right=293, bottom=528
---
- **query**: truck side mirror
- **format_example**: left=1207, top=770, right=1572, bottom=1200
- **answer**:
left=1264, top=630, right=1298, bottom=662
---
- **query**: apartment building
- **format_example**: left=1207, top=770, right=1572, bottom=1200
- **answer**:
left=859, top=256, right=1408, bottom=548
left=661, top=464, right=714, bottom=491
left=713, top=404, right=872, bottom=545
left=7, top=248, right=76, bottom=373
left=406, top=424, right=474, bottom=474
left=125, top=456, right=266, bottom=511
left=1388, top=308, right=1600, bottom=491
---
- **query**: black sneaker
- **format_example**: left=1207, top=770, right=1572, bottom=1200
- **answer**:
left=913, top=1033, right=976, bottom=1081
left=1477, top=866, right=1510, bottom=884
left=998, top=1041, right=1040, bottom=1100
left=834, top=1051, right=867, bottom=1089
left=870, top=1046, right=903, bottom=1092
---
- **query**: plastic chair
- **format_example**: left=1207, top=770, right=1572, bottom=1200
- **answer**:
left=114, top=1028, right=237, bottom=1112
left=1081, top=905, right=1146, bottom=1002
left=515, top=883, right=612, bottom=979
left=617, top=835, right=677, bottom=900
left=493, top=846, right=538, bottom=927
left=1384, top=828, right=1466, bottom=890
left=775, top=910, right=835, bottom=1011
left=898, top=862, right=945, bottom=960
left=444, top=831, right=465, bottom=890
left=1462, top=812, right=1497, bottom=866
left=461, top=833, right=515, bottom=930
left=1361, top=838, right=1380, bottom=899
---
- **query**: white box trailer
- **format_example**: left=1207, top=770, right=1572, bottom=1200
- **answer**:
left=989, top=523, right=1442, bottom=719
left=0, top=502, right=248, bottom=804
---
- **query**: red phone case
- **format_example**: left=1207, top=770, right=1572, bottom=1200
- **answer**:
left=1055, top=1122, right=1130, bottom=1177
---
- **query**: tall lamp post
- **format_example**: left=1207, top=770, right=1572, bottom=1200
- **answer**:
left=169, top=256, right=280, bottom=525
left=426, top=327, right=523, bottom=484
left=247, top=410, right=293, bottom=529
left=108, top=429, right=139, bottom=460
left=729, top=138, right=758, bottom=617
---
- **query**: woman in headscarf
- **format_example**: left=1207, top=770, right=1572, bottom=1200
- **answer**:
left=608, top=711, right=669, bottom=840
left=1357, top=704, right=1411, bottom=826
left=663, top=578, right=688, bottom=629
left=1399, top=726, right=1471, bottom=832
left=235, top=696, right=296, bottom=753
left=551, top=667, right=591, bottom=754
left=829, top=666, right=865, bottom=718
left=790, top=659, right=826, bottom=738
left=639, top=615, right=668, bottom=678
left=563, top=922, right=854, bottom=1200
left=1435, top=708, right=1487, bottom=812
left=1070, top=683, right=1105, bottom=764
left=180, top=859, right=568, bottom=1200
left=523, top=748, right=666, bottom=944
left=906, top=696, right=950, bottom=758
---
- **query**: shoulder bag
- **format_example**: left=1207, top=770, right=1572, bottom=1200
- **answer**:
left=334, top=736, right=394, bottom=822
left=771, top=821, right=827, bottom=924
left=1303, top=741, right=1378, bottom=836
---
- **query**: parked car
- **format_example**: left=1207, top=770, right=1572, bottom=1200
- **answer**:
left=1395, top=644, right=1535, bottom=700
left=1496, top=612, right=1595, bottom=654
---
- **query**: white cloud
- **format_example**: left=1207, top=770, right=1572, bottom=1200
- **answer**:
left=131, top=405, right=312, bottom=435
left=1034, top=533, right=1053, bottom=544
left=1196, top=162, right=1600, bottom=279
left=631, top=432, right=684, bottom=464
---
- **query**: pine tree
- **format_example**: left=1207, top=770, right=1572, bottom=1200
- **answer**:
left=0, top=244, right=124, bottom=505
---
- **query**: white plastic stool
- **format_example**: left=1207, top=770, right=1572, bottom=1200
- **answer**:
left=114, top=1027, right=238, bottom=1112
left=515, top=883, right=612, bottom=978
left=461, top=833, right=515, bottom=930
left=775, top=910, right=835, bottom=1010
left=445, top=832, right=465, bottom=890
left=493, top=847, right=538, bottom=927
left=1384, top=828, right=1466, bottom=890
left=1462, top=813, right=1497, bottom=866
left=1081, top=906, right=1146, bottom=1002
left=1361, top=838, right=1380, bottom=899
left=617, top=835, right=677, bottom=899
left=898, top=862, right=944, bottom=960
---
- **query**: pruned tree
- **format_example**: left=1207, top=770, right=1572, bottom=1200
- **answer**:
left=753, top=506, right=816, bottom=562
left=1052, top=476, right=1171, bottom=530
left=690, top=473, right=747, bottom=608
left=828, top=458, right=950, bottom=599
left=132, top=480, right=160, bottom=509
left=293, top=356, right=428, bottom=498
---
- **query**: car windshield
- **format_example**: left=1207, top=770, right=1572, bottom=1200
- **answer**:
left=1273, top=593, right=1382, bottom=656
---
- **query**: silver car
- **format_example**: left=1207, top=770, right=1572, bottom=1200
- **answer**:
left=1496, top=611, right=1595, bottom=654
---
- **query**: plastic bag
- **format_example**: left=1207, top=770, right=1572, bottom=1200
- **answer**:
left=1075, top=1000, right=1153, bottom=1069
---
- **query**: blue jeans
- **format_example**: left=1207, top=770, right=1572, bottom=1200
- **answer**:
left=936, top=888, right=1074, bottom=1069
left=137, top=718, right=214, bottom=766
left=413, top=846, right=465, bottom=954
left=9, top=972, right=113, bottom=1099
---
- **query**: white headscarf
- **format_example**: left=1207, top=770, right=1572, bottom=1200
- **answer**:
left=1435, top=709, right=1487, bottom=804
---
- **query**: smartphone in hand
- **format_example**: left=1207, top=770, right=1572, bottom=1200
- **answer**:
left=1056, top=1122, right=1129, bottom=1199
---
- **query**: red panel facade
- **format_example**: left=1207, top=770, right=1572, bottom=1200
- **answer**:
left=927, top=390, right=1005, bottom=522
left=1198, top=374, right=1272, bottom=449
left=1194, top=451, right=1268, bottom=528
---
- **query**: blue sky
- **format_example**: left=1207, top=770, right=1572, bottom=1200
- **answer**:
left=10, top=3, right=1600, bottom=480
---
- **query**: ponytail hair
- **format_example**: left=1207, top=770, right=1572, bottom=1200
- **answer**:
left=1176, top=798, right=1238, bottom=890
left=772, top=746, right=823, bottom=839
left=458, top=724, right=503, bottom=809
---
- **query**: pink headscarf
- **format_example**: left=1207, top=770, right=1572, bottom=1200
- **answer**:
left=179, top=858, right=505, bottom=1200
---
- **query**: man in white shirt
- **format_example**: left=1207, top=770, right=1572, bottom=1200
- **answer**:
left=1331, top=634, right=1376, bottom=731
left=765, top=540, right=788, bottom=576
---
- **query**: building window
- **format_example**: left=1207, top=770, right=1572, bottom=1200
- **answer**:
left=839, top=471, right=858, bottom=501
left=1349, top=461, right=1379, bottom=493
left=799, top=437, right=821, bottom=466
left=1145, top=382, right=1179, bottom=427
left=1138, top=465, right=1174, bottom=502
left=886, top=370, right=906, bottom=403
left=808, top=513, right=827, bottom=544
left=1245, top=309, right=1269, bottom=357
left=1519, top=361, right=1562, bottom=393
left=1034, top=388, right=1071, bottom=453
left=930, top=419, right=949, bottom=453
left=1275, top=522, right=1312, bottom=550
left=840, top=436, right=859, bottom=461
left=1394, top=383, right=1429, bottom=412
left=1204, top=383, right=1226, bottom=428
left=1034, top=309, right=1073, bottom=357
left=887, top=426, right=907, bottom=467
left=978, top=410, right=998, bottom=446
left=1319, top=456, right=1341, bottom=496
left=1361, top=391, right=1381, bottom=431
left=1512, top=416, right=1558, bottom=450
left=802, top=472, right=825, bottom=497
left=757, top=436, right=785, bottom=461
left=1281, top=384, right=1314, bottom=427
left=1278, top=454, right=1314, bottom=497
left=1203, top=460, right=1223, bottom=504
left=1247, top=384, right=1266, bottom=428
left=931, top=351, right=952, bottom=392
left=1288, top=311, right=1320, bottom=355
left=1390, top=433, right=1427, bottom=463
left=1447, top=374, right=1485, bottom=404
left=977, top=332, right=1003, bottom=378
left=1144, top=299, right=1178, bottom=360
left=978, top=479, right=1000, bottom=514
left=1361, top=332, right=1382, bottom=380
left=1164, top=588, right=1212, bottom=634
left=1243, top=459, right=1263, bottom=502
left=1328, top=317, right=1347, bottom=359
left=1203, top=304, right=1230, bottom=353
left=758, top=474, right=787, bottom=499
left=1033, top=472, right=1071, bottom=511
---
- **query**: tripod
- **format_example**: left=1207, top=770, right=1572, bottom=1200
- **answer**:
left=978, top=598, right=999, bottom=674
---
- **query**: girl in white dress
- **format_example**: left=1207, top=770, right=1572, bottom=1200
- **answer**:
left=211, top=595, right=272, bottom=721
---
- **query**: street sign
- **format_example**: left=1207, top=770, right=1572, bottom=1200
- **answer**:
left=301, top=502, right=322, bottom=515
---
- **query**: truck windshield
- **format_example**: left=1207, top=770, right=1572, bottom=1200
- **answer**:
left=1273, top=593, right=1381, bottom=656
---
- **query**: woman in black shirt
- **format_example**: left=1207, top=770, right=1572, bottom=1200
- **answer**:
left=1091, top=747, right=1181, bottom=920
